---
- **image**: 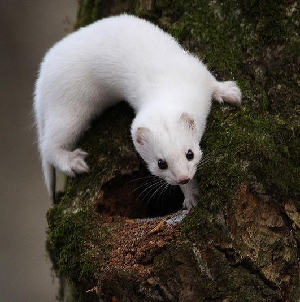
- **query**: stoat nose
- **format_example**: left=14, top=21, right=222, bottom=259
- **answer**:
left=177, top=177, right=190, bottom=185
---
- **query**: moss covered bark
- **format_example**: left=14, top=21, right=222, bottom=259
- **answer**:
left=47, top=0, right=299, bottom=301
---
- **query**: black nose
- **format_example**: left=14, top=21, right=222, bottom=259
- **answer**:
left=177, top=178, right=190, bottom=185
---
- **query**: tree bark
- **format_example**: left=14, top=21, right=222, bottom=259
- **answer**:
left=47, top=1, right=299, bottom=301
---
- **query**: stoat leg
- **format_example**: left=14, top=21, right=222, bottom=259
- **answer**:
left=42, top=115, right=90, bottom=178
left=43, top=145, right=89, bottom=177
left=180, top=178, right=199, bottom=210
left=55, top=148, right=89, bottom=177
left=213, top=81, right=242, bottom=107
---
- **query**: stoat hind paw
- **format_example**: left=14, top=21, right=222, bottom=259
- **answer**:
left=214, top=81, right=242, bottom=107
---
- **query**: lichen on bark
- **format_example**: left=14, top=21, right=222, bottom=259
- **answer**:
left=47, top=1, right=299, bottom=301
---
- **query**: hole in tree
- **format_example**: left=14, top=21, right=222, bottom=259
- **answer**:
left=96, top=166, right=184, bottom=219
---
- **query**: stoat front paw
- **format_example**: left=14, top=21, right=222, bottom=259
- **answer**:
left=62, top=148, right=89, bottom=177
left=180, top=179, right=199, bottom=210
left=182, top=191, right=199, bottom=210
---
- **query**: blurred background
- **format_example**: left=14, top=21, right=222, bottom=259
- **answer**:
left=0, top=1, right=78, bottom=301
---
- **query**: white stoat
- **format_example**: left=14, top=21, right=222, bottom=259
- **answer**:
left=34, top=14, right=241, bottom=209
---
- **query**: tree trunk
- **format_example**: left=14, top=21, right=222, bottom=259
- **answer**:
left=47, top=1, right=299, bottom=301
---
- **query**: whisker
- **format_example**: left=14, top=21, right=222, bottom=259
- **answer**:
left=129, top=177, right=161, bottom=195
left=197, top=153, right=227, bottom=171
left=197, top=158, right=213, bottom=167
left=197, top=154, right=215, bottom=167
left=197, top=161, right=209, bottom=170
left=199, top=153, right=215, bottom=163
left=161, top=183, right=172, bottom=208
left=155, top=182, right=168, bottom=204
left=160, top=183, right=170, bottom=205
left=145, top=181, right=167, bottom=207
left=136, top=179, right=164, bottom=201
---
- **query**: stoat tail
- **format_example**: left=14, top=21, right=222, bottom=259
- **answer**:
left=213, top=81, right=242, bottom=107
left=42, top=159, right=56, bottom=202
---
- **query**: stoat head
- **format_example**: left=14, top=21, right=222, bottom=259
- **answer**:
left=131, top=111, right=202, bottom=185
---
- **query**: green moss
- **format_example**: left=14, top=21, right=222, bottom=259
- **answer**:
left=47, top=207, right=105, bottom=279
left=47, top=203, right=112, bottom=301
left=76, top=0, right=108, bottom=28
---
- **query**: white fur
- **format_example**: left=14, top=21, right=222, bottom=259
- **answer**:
left=34, top=14, right=241, bottom=209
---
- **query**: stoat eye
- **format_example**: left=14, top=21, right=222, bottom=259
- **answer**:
left=186, top=149, right=194, bottom=160
left=158, top=159, right=168, bottom=170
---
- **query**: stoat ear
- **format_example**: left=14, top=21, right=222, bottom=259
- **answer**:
left=179, top=112, right=195, bottom=131
left=136, top=127, right=151, bottom=145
